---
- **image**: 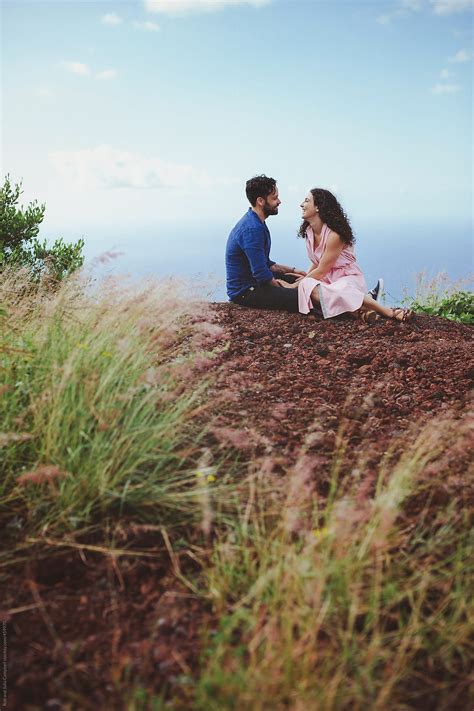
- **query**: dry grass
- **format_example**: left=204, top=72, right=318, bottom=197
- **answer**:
left=196, top=416, right=473, bottom=710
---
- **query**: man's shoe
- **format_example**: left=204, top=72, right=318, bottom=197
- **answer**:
left=369, top=278, right=384, bottom=303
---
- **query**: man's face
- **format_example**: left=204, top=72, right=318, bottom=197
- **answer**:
left=261, top=189, right=281, bottom=217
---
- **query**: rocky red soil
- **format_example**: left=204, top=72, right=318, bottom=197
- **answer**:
left=5, top=305, right=473, bottom=709
left=209, top=305, right=473, bottom=489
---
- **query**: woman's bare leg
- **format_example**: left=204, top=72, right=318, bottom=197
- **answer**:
left=311, top=290, right=411, bottom=321
left=310, top=286, right=321, bottom=305
left=360, top=295, right=394, bottom=318
left=359, top=296, right=413, bottom=320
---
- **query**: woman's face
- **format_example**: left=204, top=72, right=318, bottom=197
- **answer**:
left=300, top=192, right=318, bottom=221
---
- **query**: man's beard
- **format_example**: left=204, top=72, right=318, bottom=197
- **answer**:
left=263, top=202, right=279, bottom=217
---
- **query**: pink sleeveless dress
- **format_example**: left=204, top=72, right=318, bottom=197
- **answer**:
left=298, top=224, right=367, bottom=317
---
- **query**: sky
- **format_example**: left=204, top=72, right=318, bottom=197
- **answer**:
left=1, top=0, right=473, bottom=291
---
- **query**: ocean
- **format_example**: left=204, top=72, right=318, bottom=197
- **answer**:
left=82, top=218, right=473, bottom=305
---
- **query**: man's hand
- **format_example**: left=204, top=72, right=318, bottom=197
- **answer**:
left=284, top=274, right=304, bottom=283
left=288, top=268, right=306, bottom=277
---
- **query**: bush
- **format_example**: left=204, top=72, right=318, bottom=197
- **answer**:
left=409, top=290, right=474, bottom=325
left=404, top=271, right=474, bottom=325
left=0, top=175, right=84, bottom=282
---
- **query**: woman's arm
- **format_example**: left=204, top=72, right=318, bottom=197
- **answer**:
left=273, top=260, right=322, bottom=289
left=270, top=263, right=306, bottom=276
left=305, top=232, right=344, bottom=280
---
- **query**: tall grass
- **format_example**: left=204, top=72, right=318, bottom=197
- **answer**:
left=196, top=416, right=473, bottom=710
left=0, top=269, right=225, bottom=547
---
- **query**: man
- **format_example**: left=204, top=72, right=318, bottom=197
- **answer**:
left=225, top=175, right=306, bottom=312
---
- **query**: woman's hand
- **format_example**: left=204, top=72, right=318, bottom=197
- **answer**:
left=274, top=279, right=299, bottom=289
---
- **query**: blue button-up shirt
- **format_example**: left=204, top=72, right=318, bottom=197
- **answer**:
left=225, top=208, right=275, bottom=300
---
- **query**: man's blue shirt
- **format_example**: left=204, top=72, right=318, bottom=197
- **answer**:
left=225, top=208, right=275, bottom=300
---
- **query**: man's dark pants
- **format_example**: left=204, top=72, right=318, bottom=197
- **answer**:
left=231, top=273, right=299, bottom=313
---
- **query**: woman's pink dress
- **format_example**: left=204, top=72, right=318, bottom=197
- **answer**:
left=298, top=224, right=367, bottom=317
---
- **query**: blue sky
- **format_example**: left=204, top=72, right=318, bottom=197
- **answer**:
left=2, top=0, right=473, bottom=279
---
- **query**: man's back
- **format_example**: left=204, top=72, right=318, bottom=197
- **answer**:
left=225, top=208, right=274, bottom=300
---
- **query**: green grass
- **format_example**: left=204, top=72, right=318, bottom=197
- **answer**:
left=0, top=270, right=226, bottom=548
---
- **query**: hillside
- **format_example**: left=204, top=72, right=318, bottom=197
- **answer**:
left=210, top=304, right=472, bottom=476
left=5, top=301, right=473, bottom=710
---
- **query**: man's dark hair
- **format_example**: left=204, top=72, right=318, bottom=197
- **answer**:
left=245, top=175, right=277, bottom=206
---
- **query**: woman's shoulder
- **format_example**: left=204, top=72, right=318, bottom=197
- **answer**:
left=325, top=227, right=344, bottom=245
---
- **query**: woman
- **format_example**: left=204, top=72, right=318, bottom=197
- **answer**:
left=278, top=189, right=412, bottom=322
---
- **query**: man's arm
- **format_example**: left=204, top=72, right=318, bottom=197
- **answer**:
left=241, top=228, right=275, bottom=284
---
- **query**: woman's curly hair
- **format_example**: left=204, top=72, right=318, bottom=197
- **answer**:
left=298, top=189, right=355, bottom=246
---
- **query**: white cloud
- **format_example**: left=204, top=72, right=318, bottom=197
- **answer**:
left=431, top=83, right=462, bottom=93
left=133, top=20, right=160, bottom=30
left=96, top=69, right=118, bottom=80
left=144, top=0, right=270, bottom=16
left=36, top=86, right=54, bottom=98
left=401, top=0, right=422, bottom=9
left=102, top=13, right=123, bottom=25
left=61, top=63, right=117, bottom=81
left=440, top=68, right=453, bottom=78
left=49, top=145, right=215, bottom=190
left=452, top=28, right=472, bottom=38
left=62, top=61, right=91, bottom=76
left=377, top=0, right=472, bottom=24
left=449, top=48, right=472, bottom=62
left=375, top=1, right=421, bottom=25
left=431, top=0, right=474, bottom=15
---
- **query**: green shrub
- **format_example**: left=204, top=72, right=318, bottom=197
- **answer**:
left=403, top=271, right=473, bottom=324
left=0, top=175, right=84, bottom=281
left=409, top=290, right=474, bottom=325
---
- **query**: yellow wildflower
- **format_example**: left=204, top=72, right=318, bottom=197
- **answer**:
left=311, top=527, right=329, bottom=541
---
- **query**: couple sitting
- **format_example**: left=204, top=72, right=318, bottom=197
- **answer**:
left=225, top=175, right=413, bottom=323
